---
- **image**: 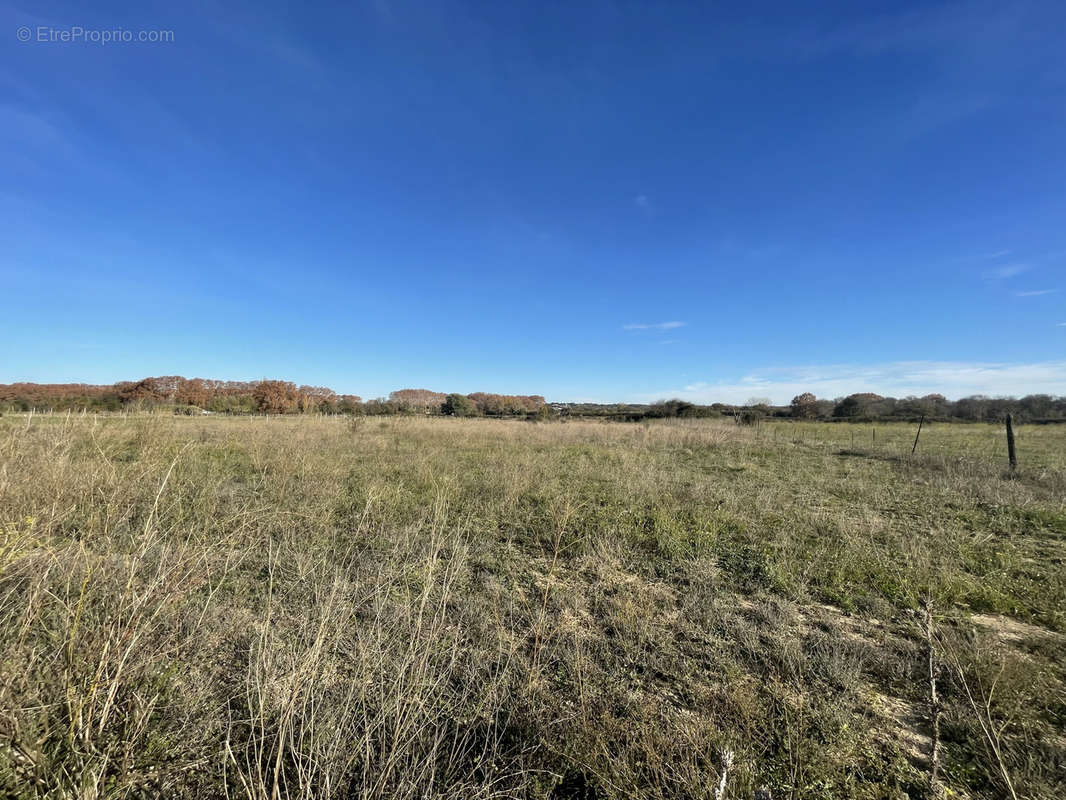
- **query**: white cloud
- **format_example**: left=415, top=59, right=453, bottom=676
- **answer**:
left=956, top=248, right=1011, bottom=264
left=1057, top=322, right=1066, bottom=327
left=986, top=263, right=1028, bottom=279
left=635, top=360, right=1066, bottom=405
left=633, top=195, right=651, bottom=212
left=623, top=321, right=685, bottom=331
left=1015, top=289, right=1057, bottom=297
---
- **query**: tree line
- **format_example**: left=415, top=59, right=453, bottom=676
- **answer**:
left=2, top=379, right=1062, bottom=423
left=366, top=390, right=548, bottom=417
left=561, top=392, right=1066, bottom=423
left=784, top=391, right=1065, bottom=423
left=0, top=377, right=363, bottom=415
left=0, top=378, right=547, bottom=418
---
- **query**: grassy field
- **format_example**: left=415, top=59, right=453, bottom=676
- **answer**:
left=1, top=414, right=1064, bottom=799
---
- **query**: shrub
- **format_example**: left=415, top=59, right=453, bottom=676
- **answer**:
left=790, top=393, right=819, bottom=419
left=442, top=394, right=478, bottom=417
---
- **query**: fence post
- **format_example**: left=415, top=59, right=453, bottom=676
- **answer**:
left=1006, top=413, right=1017, bottom=470
left=911, top=414, right=925, bottom=455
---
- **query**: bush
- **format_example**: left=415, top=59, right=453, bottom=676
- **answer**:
left=738, top=409, right=764, bottom=426
left=645, top=399, right=696, bottom=419
left=790, top=393, right=818, bottom=419
left=442, top=394, right=478, bottom=417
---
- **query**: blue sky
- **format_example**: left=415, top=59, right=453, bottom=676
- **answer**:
left=3, top=0, right=1064, bottom=403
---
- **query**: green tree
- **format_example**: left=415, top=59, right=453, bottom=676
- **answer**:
left=790, top=393, right=818, bottom=419
left=442, top=394, right=478, bottom=416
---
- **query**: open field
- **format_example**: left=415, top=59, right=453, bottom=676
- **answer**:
left=1, top=414, right=1064, bottom=799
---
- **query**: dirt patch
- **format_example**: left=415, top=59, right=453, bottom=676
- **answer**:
left=868, top=689, right=930, bottom=767
left=970, top=613, right=1062, bottom=646
left=790, top=601, right=891, bottom=649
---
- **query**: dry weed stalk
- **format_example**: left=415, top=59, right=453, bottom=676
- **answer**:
left=936, top=626, right=1019, bottom=800
left=713, top=747, right=734, bottom=800
left=923, top=601, right=943, bottom=798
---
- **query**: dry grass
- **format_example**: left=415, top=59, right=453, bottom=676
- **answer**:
left=1, top=414, right=1064, bottom=798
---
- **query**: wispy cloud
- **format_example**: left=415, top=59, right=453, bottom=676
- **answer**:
left=636, top=360, right=1066, bottom=405
left=0, top=105, right=73, bottom=155
left=955, top=248, right=1011, bottom=264
left=986, top=262, right=1028, bottom=279
left=1057, top=322, right=1066, bottom=327
left=203, top=12, right=327, bottom=78
left=768, top=1, right=1063, bottom=143
left=1015, top=289, right=1057, bottom=297
left=633, top=195, right=651, bottom=213
left=623, top=321, right=685, bottom=331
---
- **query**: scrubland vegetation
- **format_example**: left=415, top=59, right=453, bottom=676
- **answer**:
left=1, top=414, right=1064, bottom=798
left=5, top=378, right=1066, bottom=425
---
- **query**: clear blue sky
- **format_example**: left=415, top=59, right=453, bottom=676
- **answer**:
left=3, top=0, right=1064, bottom=403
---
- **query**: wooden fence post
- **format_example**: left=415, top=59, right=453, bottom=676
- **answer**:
left=911, top=414, right=925, bottom=455
left=1006, top=413, right=1017, bottom=470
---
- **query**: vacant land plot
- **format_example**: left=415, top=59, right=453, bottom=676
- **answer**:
left=1, top=415, right=1063, bottom=799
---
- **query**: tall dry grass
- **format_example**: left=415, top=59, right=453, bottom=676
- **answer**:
left=1, top=413, right=1064, bottom=798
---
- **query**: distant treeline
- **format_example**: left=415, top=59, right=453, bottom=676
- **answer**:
left=0, top=378, right=547, bottom=418
left=2, top=380, right=1063, bottom=423
left=562, top=392, right=1066, bottom=423
left=0, top=378, right=361, bottom=415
